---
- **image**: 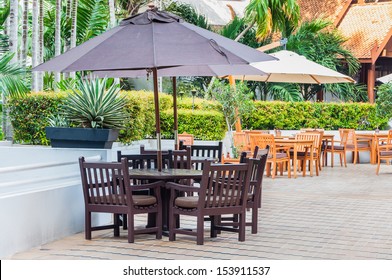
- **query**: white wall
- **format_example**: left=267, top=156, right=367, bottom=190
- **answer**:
left=0, top=146, right=110, bottom=258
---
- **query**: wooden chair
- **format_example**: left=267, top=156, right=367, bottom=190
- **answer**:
left=180, top=141, right=223, bottom=169
left=117, top=151, right=173, bottom=170
left=249, top=133, right=291, bottom=179
left=166, top=161, right=252, bottom=245
left=173, top=146, right=192, bottom=185
left=116, top=151, right=173, bottom=229
left=376, top=130, right=392, bottom=175
left=324, top=130, right=348, bottom=167
left=78, top=157, right=163, bottom=243
left=140, top=145, right=169, bottom=155
left=340, top=128, right=371, bottom=164
left=293, top=132, right=322, bottom=176
left=173, top=146, right=192, bottom=170
left=178, top=132, right=194, bottom=146
left=214, top=149, right=266, bottom=233
left=233, top=132, right=251, bottom=155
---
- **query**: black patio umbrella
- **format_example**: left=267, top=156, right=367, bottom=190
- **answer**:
left=34, top=5, right=275, bottom=170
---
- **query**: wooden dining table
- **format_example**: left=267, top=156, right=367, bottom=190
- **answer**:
left=128, top=168, right=203, bottom=233
left=355, top=132, right=389, bottom=164
left=274, top=138, right=314, bottom=178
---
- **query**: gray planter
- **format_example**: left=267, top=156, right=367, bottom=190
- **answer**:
left=45, top=127, right=119, bottom=149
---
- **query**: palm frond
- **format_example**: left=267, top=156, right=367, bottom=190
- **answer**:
left=267, top=83, right=303, bottom=102
left=0, top=52, right=29, bottom=97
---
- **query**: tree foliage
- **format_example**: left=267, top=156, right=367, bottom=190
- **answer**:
left=165, top=2, right=210, bottom=30
left=376, top=83, right=392, bottom=121
left=244, top=0, right=300, bottom=40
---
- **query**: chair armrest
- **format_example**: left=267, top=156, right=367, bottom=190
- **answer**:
left=130, top=180, right=165, bottom=191
left=165, top=182, right=200, bottom=193
left=378, top=144, right=392, bottom=150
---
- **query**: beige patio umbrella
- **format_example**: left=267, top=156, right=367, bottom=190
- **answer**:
left=229, top=50, right=355, bottom=84
left=227, top=50, right=355, bottom=132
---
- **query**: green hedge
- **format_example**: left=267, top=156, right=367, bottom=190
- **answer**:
left=8, top=92, right=65, bottom=145
left=8, top=93, right=388, bottom=145
left=8, top=91, right=224, bottom=145
left=160, top=109, right=226, bottom=140
left=243, top=101, right=388, bottom=130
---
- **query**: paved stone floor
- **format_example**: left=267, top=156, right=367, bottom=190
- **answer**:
left=8, top=163, right=392, bottom=260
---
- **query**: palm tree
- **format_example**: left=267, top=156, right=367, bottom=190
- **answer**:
left=55, top=0, right=62, bottom=84
left=8, top=0, right=17, bottom=64
left=32, top=0, right=39, bottom=91
left=0, top=2, right=28, bottom=140
left=38, top=0, right=44, bottom=90
left=69, top=0, right=78, bottom=78
left=238, top=0, right=300, bottom=41
left=108, top=0, right=115, bottom=28
left=20, top=0, right=28, bottom=66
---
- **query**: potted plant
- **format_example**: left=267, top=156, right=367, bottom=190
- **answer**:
left=210, top=80, right=254, bottom=158
left=45, top=78, right=127, bottom=149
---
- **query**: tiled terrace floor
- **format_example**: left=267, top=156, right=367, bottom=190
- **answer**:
left=8, top=163, right=392, bottom=260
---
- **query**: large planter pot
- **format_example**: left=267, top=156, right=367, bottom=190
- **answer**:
left=45, top=127, right=119, bottom=149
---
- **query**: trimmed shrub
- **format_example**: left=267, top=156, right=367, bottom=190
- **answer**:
left=8, top=93, right=387, bottom=145
left=160, top=109, right=226, bottom=140
left=243, top=101, right=387, bottom=130
left=8, top=92, right=65, bottom=145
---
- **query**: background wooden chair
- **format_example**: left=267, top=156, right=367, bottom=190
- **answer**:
left=166, top=161, right=252, bottom=245
left=376, top=130, right=392, bottom=175
left=233, top=131, right=251, bottom=156
left=294, top=132, right=322, bottom=176
left=78, top=157, right=163, bottom=243
left=117, top=151, right=173, bottom=170
left=116, top=151, right=173, bottom=229
left=340, top=128, right=371, bottom=164
left=249, top=133, right=291, bottom=179
left=178, top=132, right=194, bottom=146
left=180, top=141, right=223, bottom=170
left=324, top=130, right=348, bottom=167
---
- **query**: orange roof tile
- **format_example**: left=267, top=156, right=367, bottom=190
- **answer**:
left=337, top=3, right=392, bottom=59
left=298, top=0, right=352, bottom=24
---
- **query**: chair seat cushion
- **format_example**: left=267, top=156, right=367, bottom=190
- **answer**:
left=175, top=196, right=199, bottom=208
left=346, top=144, right=369, bottom=149
left=290, top=151, right=318, bottom=157
left=326, top=145, right=344, bottom=151
left=380, top=151, right=392, bottom=157
left=132, top=195, right=157, bottom=206
left=274, top=152, right=289, bottom=159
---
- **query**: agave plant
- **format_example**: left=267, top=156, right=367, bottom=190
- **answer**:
left=63, top=78, right=127, bottom=129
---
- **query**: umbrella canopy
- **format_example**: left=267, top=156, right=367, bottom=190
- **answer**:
left=93, top=64, right=266, bottom=78
left=376, top=73, right=392, bottom=84
left=34, top=7, right=274, bottom=73
left=229, top=50, right=355, bottom=84
left=34, top=6, right=275, bottom=170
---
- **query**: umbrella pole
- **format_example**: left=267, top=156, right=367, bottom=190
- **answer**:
left=153, top=68, right=163, bottom=171
left=173, top=77, right=178, bottom=150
